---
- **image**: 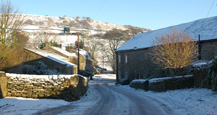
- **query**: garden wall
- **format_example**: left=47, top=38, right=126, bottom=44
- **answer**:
left=130, top=75, right=194, bottom=92
left=0, top=72, right=88, bottom=101
left=193, top=68, right=209, bottom=88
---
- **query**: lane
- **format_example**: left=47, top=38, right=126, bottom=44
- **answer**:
left=82, top=84, right=175, bottom=115
left=34, top=76, right=176, bottom=115
left=109, top=85, right=175, bottom=115
left=83, top=85, right=130, bottom=115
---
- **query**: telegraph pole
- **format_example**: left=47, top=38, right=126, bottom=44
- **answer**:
left=77, top=33, right=80, bottom=74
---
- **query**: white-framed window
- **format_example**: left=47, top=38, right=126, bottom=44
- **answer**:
left=118, top=71, right=121, bottom=79
left=125, top=55, right=128, bottom=63
left=195, top=44, right=199, bottom=55
left=118, top=55, right=121, bottom=63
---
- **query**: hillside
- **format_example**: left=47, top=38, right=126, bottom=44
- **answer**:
left=20, top=14, right=150, bottom=71
left=22, top=14, right=127, bottom=31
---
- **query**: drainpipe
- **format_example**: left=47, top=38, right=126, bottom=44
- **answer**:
left=115, top=50, right=119, bottom=84
left=198, top=34, right=201, bottom=60
left=77, top=33, right=80, bottom=74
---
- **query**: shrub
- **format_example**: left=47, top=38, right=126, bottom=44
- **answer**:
left=22, top=61, right=58, bottom=75
left=79, top=70, right=93, bottom=77
left=207, top=58, right=217, bottom=91
left=120, top=78, right=130, bottom=85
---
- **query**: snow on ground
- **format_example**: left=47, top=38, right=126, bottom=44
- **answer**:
left=152, top=88, right=217, bottom=115
left=119, top=85, right=217, bottom=115
left=93, top=74, right=116, bottom=82
left=0, top=97, right=69, bottom=115
left=96, top=74, right=217, bottom=115
left=0, top=74, right=216, bottom=115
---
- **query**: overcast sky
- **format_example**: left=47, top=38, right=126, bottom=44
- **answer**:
left=10, top=0, right=217, bottom=30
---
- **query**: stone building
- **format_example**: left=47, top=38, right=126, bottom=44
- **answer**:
left=5, top=48, right=78, bottom=74
left=116, top=16, right=217, bottom=83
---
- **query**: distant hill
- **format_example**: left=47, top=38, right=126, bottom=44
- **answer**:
left=22, top=14, right=150, bottom=32
left=23, top=14, right=126, bottom=31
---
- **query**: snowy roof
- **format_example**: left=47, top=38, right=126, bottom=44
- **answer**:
left=117, top=16, right=217, bottom=51
left=79, top=49, right=91, bottom=60
left=51, top=47, right=76, bottom=57
left=26, top=48, right=76, bottom=67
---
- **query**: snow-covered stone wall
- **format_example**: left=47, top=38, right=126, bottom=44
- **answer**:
left=130, top=75, right=194, bottom=92
left=1, top=73, right=87, bottom=101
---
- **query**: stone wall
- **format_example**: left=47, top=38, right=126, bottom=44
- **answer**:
left=130, top=75, right=194, bottom=92
left=201, top=40, right=217, bottom=61
left=149, top=75, right=193, bottom=92
left=0, top=72, right=87, bottom=101
left=193, top=68, right=209, bottom=88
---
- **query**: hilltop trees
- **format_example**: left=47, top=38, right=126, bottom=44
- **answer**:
left=151, top=30, right=198, bottom=76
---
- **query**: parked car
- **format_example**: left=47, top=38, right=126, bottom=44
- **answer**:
left=94, top=66, right=107, bottom=74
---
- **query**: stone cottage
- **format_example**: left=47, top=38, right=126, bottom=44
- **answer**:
left=116, top=16, right=217, bottom=83
left=5, top=48, right=78, bottom=74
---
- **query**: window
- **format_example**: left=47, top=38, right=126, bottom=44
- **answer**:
left=195, top=44, right=199, bottom=55
left=118, top=71, right=121, bottom=79
left=125, top=55, right=128, bottom=63
left=118, top=55, right=121, bottom=63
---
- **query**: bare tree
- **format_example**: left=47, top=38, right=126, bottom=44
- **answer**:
left=103, top=29, right=124, bottom=73
left=0, top=0, right=28, bottom=70
left=151, top=30, right=198, bottom=76
left=32, top=30, right=57, bottom=49
left=0, top=0, right=24, bottom=46
left=85, top=37, right=102, bottom=64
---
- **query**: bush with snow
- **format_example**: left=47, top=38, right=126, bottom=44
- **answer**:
left=207, top=58, right=217, bottom=91
left=190, top=60, right=209, bottom=70
left=120, top=78, right=130, bottom=85
left=22, top=61, right=59, bottom=75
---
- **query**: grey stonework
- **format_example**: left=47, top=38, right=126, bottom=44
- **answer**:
left=116, top=48, right=161, bottom=83
left=116, top=39, right=217, bottom=83
left=3, top=73, right=87, bottom=101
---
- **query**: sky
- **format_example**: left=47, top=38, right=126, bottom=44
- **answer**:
left=9, top=0, right=217, bottom=30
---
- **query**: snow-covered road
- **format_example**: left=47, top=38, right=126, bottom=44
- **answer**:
left=81, top=84, right=175, bottom=115
left=34, top=74, right=175, bottom=115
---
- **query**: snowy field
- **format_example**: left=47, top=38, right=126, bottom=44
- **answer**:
left=0, top=74, right=216, bottom=115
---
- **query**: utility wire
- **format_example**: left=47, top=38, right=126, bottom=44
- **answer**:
left=93, top=0, right=107, bottom=20
left=206, top=0, right=215, bottom=17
